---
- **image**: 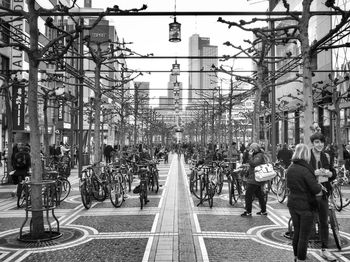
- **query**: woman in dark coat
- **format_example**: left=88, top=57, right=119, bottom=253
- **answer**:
left=241, top=143, right=267, bottom=217
left=287, top=143, right=322, bottom=262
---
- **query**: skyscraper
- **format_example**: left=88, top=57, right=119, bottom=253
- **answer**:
left=188, top=34, right=218, bottom=104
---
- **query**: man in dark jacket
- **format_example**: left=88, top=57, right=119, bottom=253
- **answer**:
left=11, top=143, right=31, bottom=197
left=309, top=132, right=337, bottom=261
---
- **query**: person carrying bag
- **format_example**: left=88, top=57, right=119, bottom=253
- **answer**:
left=241, top=143, right=269, bottom=217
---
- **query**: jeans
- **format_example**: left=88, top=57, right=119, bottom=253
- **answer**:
left=244, top=183, right=266, bottom=213
left=289, top=208, right=315, bottom=260
left=316, top=195, right=329, bottom=249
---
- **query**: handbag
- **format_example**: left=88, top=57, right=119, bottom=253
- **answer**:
left=254, top=163, right=277, bottom=182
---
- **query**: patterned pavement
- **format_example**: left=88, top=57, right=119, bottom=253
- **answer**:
left=0, top=155, right=350, bottom=261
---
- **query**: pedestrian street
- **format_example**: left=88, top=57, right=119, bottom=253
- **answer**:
left=1, top=154, right=350, bottom=261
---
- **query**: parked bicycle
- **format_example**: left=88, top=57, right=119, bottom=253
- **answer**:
left=135, top=162, right=149, bottom=209
left=107, top=163, right=125, bottom=208
left=79, top=163, right=108, bottom=209
left=331, top=164, right=350, bottom=212
left=227, top=163, right=249, bottom=206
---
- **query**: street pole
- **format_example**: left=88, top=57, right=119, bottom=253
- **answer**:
left=78, top=18, right=84, bottom=178
left=269, top=2, right=276, bottom=162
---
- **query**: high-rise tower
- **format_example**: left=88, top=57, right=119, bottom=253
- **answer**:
left=188, top=34, right=218, bottom=103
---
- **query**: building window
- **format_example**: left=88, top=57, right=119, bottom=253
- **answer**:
left=0, top=55, right=9, bottom=75
left=0, top=18, right=10, bottom=44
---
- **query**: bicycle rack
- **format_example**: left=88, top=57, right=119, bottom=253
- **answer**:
left=18, top=179, right=62, bottom=242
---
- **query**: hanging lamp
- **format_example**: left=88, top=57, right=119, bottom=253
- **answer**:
left=169, top=0, right=181, bottom=42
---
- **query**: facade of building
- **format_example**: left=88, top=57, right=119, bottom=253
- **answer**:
left=0, top=0, right=124, bottom=155
left=270, top=0, right=350, bottom=145
left=188, top=34, right=218, bottom=103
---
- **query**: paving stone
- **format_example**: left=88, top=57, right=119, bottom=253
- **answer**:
left=22, top=238, right=147, bottom=262
left=204, top=238, right=321, bottom=262
left=71, top=215, right=155, bottom=232
left=0, top=217, right=27, bottom=231
left=197, top=214, right=274, bottom=232
left=94, top=198, right=160, bottom=208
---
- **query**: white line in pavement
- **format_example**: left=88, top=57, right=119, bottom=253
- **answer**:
left=14, top=252, right=32, bottom=262
left=59, top=203, right=98, bottom=226
left=198, top=236, right=209, bottom=262
left=0, top=200, right=17, bottom=211
left=142, top=236, right=153, bottom=262
left=2, top=250, right=25, bottom=262
left=151, top=213, right=159, bottom=233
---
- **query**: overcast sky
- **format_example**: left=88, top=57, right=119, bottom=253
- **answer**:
left=78, top=0, right=269, bottom=106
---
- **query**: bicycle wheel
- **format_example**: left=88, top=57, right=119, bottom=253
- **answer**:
left=127, top=171, right=133, bottom=192
left=262, top=182, right=270, bottom=203
left=276, top=179, right=287, bottom=203
left=17, top=184, right=26, bottom=208
left=57, top=178, right=71, bottom=202
left=285, top=217, right=294, bottom=239
left=80, top=180, right=92, bottom=209
left=216, top=171, right=224, bottom=195
left=232, top=179, right=241, bottom=204
left=190, top=173, right=202, bottom=199
left=153, top=170, right=159, bottom=193
left=110, top=181, right=123, bottom=208
left=342, top=197, right=350, bottom=209
left=270, top=173, right=281, bottom=195
left=228, top=178, right=234, bottom=205
left=208, top=183, right=215, bottom=208
left=92, top=176, right=107, bottom=202
left=140, top=183, right=148, bottom=209
left=329, top=208, right=342, bottom=250
left=331, top=185, right=343, bottom=212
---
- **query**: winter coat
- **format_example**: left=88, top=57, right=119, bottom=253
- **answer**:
left=287, top=159, right=322, bottom=212
left=247, top=150, right=265, bottom=185
left=310, top=150, right=337, bottom=197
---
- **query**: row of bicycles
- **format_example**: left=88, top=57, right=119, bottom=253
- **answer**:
left=16, top=155, right=72, bottom=208
left=79, top=158, right=160, bottom=210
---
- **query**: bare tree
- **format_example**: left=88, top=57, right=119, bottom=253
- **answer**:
left=0, top=0, right=146, bottom=239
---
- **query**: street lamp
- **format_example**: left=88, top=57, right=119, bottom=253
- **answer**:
left=169, top=17, right=181, bottom=42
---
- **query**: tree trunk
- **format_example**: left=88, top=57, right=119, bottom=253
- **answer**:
left=94, top=64, right=102, bottom=166
left=43, top=95, right=50, bottom=157
left=228, top=78, right=233, bottom=159
left=3, top=81, right=14, bottom=172
left=28, top=1, right=44, bottom=236
left=333, top=91, right=344, bottom=164
left=300, top=0, right=313, bottom=145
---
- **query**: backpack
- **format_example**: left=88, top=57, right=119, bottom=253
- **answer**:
left=55, top=146, right=62, bottom=155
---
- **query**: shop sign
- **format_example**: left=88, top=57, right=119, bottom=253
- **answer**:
left=12, top=81, right=25, bottom=130
left=90, top=25, right=109, bottom=43
left=58, top=100, right=64, bottom=121
left=11, top=0, right=24, bottom=71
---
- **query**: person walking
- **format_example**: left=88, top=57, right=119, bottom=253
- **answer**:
left=10, top=143, right=31, bottom=197
left=241, top=142, right=268, bottom=217
left=286, top=143, right=322, bottom=262
left=309, top=132, right=337, bottom=261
